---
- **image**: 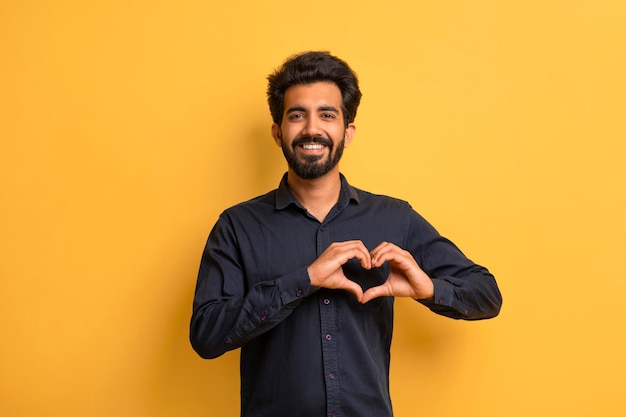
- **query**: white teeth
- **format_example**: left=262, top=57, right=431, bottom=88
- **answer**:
left=302, top=143, right=324, bottom=150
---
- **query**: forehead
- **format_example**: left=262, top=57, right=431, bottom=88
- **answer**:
left=283, top=82, right=342, bottom=108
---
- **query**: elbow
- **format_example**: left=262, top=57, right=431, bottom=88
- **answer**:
left=189, top=299, right=244, bottom=359
left=492, top=295, right=503, bottom=318
left=481, top=302, right=502, bottom=320
left=476, top=288, right=503, bottom=320
left=189, top=319, right=230, bottom=360
left=190, top=339, right=226, bottom=360
left=458, top=282, right=502, bottom=321
left=473, top=274, right=503, bottom=320
left=489, top=283, right=503, bottom=318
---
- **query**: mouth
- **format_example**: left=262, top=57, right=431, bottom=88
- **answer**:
left=300, top=143, right=326, bottom=151
left=293, top=137, right=332, bottom=154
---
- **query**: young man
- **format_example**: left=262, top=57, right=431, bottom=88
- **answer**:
left=190, top=51, right=502, bottom=417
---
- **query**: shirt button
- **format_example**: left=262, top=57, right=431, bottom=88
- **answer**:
left=330, top=413, right=336, bottom=417
left=320, top=225, right=327, bottom=231
left=260, top=315, right=266, bottom=322
left=325, top=334, right=332, bottom=341
left=296, top=289, right=303, bottom=297
left=328, top=373, right=335, bottom=380
left=323, top=298, right=330, bottom=305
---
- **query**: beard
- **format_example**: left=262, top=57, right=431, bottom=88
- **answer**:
left=281, top=134, right=345, bottom=180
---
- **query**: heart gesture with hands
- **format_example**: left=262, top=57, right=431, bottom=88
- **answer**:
left=361, top=241, right=434, bottom=304
left=307, top=240, right=434, bottom=304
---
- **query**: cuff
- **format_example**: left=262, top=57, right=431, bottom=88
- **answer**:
left=278, top=267, right=318, bottom=306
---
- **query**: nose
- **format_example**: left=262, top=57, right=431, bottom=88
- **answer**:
left=301, top=117, right=322, bottom=137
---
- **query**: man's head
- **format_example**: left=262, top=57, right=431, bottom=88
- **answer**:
left=267, top=51, right=362, bottom=128
left=267, top=52, right=362, bottom=180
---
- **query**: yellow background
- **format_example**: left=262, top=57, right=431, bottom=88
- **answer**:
left=2, top=1, right=625, bottom=416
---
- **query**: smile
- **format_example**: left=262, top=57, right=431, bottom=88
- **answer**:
left=301, top=143, right=325, bottom=150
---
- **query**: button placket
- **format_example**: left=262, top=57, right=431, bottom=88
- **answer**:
left=317, top=222, right=340, bottom=415
left=319, top=291, right=339, bottom=415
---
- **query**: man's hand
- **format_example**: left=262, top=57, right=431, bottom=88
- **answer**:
left=307, top=240, right=370, bottom=301
left=361, top=241, right=434, bottom=304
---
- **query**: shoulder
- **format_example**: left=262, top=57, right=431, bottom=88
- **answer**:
left=218, top=189, right=278, bottom=222
left=353, top=186, right=412, bottom=210
left=229, top=189, right=276, bottom=211
left=351, top=186, right=434, bottom=228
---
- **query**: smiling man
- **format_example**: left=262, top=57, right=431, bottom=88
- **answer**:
left=275, top=81, right=351, bottom=183
left=190, top=51, right=502, bottom=417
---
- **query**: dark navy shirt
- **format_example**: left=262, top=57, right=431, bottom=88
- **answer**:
left=190, top=173, right=501, bottom=417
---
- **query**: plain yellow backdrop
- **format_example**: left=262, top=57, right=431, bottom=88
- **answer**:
left=1, top=1, right=625, bottom=416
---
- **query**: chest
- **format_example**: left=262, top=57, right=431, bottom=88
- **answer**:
left=235, top=206, right=406, bottom=289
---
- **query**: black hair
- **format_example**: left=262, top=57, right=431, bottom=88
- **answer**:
left=267, top=51, right=362, bottom=128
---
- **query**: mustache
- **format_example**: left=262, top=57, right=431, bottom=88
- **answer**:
left=292, top=136, right=333, bottom=147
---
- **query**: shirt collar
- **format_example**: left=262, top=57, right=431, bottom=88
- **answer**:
left=275, top=172, right=360, bottom=211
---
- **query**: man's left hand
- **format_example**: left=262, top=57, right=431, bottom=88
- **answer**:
left=360, top=241, right=434, bottom=304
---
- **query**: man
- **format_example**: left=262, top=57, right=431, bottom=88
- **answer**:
left=190, top=51, right=502, bottom=417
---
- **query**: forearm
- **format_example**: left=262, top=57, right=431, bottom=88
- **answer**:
left=418, top=266, right=502, bottom=320
left=190, top=268, right=313, bottom=359
left=405, top=209, right=502, bottom=320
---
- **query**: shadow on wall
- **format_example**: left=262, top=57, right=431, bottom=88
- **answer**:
left=392, top=297, right=468, bottom=354
left=144, top=125, right=284, bottom=416
left=148, top=259, right=241, bottom=416
left=249, top=123, right=286, bottom=192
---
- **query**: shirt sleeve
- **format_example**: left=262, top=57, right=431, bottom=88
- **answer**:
left=406, top=207, right=503, bottom=320
left=189, top=213, right=316, bottom=359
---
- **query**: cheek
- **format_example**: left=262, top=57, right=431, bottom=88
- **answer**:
left=332, top=127, right=347, bottom=141
left=281, top=127, right=302, bottom=143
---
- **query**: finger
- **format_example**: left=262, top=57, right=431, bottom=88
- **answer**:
left=342, top=278, right=364, bottom=302
left=372, top=244, right=421, bottom=273
left=336, top=240, right=371, bottom=269
left=369, top=242, right=387, bottom=267
left=354, top=241, right=372, bottom=269
left=361, top=285, right=390, bottom=304
left=370, top=242, right=404, bottom=267
left=357, top=251, right=372, bottom=270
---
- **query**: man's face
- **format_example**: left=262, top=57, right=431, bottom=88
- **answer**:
left=272, top=82, right=355, bottom=180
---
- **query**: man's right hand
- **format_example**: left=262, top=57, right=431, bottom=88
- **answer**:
left=307, top=240, right=371, bottom=301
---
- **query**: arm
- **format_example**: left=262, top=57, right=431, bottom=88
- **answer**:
left=414, top=209, right=501, bottom=319
left=417, top=238, right=502, bottom=320
left=362, top=209, right=502, bottom=320
left=189, top=214, right=313, bottom=359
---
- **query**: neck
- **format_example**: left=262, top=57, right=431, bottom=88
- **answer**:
left=286, top=169, right=342, bottom=222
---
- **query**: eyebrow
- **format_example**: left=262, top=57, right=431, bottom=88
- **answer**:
left=319, top=105, right=340, bottom=113
left=286, top=105, right=340, bottom=114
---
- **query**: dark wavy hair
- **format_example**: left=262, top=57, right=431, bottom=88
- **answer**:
left=267, top=51, right=362, bottom=128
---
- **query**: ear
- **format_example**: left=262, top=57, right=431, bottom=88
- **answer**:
left=344, top=123, right=356, bottom=147
left=271, top=123, right=282, bottom=147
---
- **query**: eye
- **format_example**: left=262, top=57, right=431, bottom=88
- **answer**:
left=288, top=113, right=305, bottom=120
left=321, top=113, right=336, bottom=119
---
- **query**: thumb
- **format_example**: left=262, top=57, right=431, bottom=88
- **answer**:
left=361, top=285, right=390, bottom=304
left=342, top=279, right=364, bottom=302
